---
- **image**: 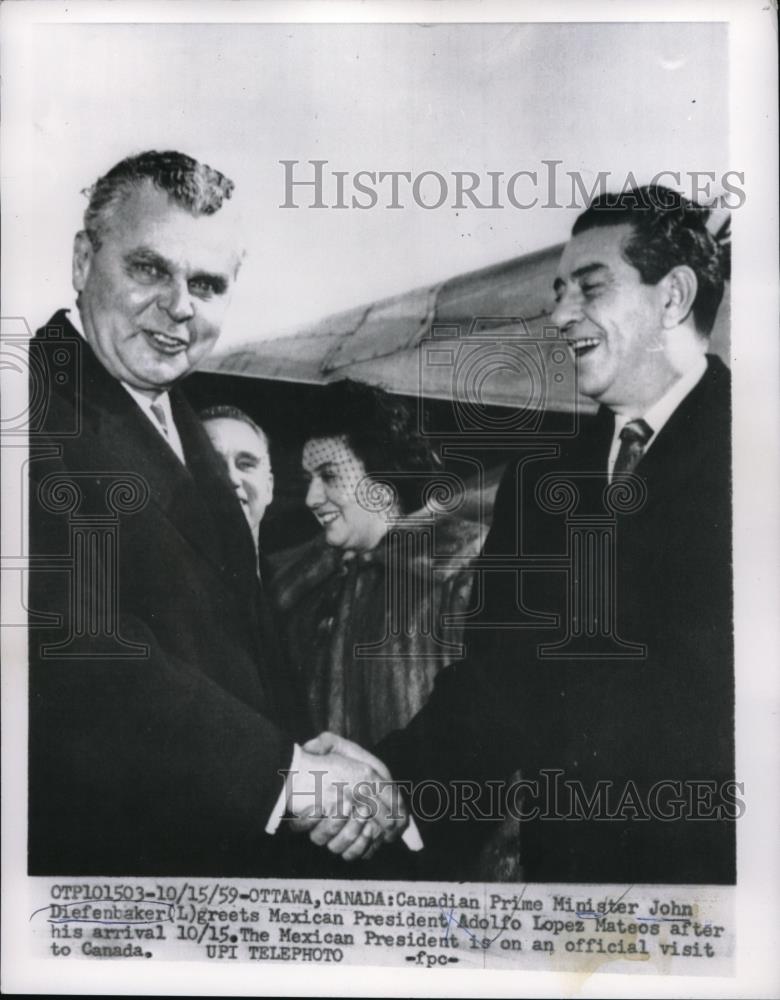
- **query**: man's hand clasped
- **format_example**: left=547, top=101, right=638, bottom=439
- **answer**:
left=286, top=732, right=408, bottom=861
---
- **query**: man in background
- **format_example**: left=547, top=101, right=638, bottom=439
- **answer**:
left=201, top=404, right=275, bottom=556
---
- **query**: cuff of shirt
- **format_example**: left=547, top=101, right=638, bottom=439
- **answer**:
left=265, top=743, right=424, bottom=852
left=402, top=817, right=424, bottom=851
left=265, top=743, right=301, bottom=835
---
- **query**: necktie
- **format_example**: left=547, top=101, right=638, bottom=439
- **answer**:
left=613, top=418, right=653, bottom=476
left=149, top=400, right=169, bottom=438
left=149, top=397, right=186, bottom=465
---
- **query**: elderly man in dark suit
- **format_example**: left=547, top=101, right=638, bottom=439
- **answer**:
left=308, top=185, right=736, bottom=884
left=200, top=405, right=275, bottom=559
left=28, top=150, right=405, bottom=876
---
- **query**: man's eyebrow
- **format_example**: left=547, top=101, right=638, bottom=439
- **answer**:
left=124, top=247, right=170, bottom=270
left=571, top=262, right=610, bottom=282
left=235, top=449, right=260, bottom=463
left=190, top=270, right=229, bottom=293
left=553, top=262, right=610, bottom=296
left=124, top=248, right=229, bottom=291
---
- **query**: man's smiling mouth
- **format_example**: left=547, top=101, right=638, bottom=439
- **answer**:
left=144, top=329, right=188, bottom=354
left=568, top=337, right=601, bottom=359
left=317, top=511, right=340, bottom=526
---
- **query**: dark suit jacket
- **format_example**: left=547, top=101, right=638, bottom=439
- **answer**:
left=28, top=312, right=312, bottom=876
left=380, top=355, right=735, bottom=883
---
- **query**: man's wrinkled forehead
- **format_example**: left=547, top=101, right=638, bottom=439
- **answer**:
left=105, top=181, right=245, bottom=274
left=554, top=222, right=636, bottom=285
left=205, top=417, right=268, bottom=457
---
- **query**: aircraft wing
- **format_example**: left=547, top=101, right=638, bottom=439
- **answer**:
left=200, top=242, right=730, bottom=414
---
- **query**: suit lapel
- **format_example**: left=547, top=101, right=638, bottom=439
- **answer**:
left=48, top=312, right=229, bottom=574
left=631, top=355, right=729, bottom=492
left=580, top=357, right=729, bottom=517
left=40, top=311, right=288, bottom=720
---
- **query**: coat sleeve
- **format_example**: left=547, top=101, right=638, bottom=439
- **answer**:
left=377, top=461, right=526, bottom=787
left=28, top=436, right=296, bottom=876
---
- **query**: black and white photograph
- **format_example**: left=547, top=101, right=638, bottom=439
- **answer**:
left=1, top=1, right=778, bottom=996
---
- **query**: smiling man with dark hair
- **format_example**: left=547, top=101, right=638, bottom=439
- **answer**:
left=308, top=185, right=735, bottom=884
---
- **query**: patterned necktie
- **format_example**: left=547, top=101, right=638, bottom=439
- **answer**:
left=613, top=418, right=653, bottom=476
left=149, top=400, right=169, bottom=438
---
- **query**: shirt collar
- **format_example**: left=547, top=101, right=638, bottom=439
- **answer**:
left=67, top=305, right=85, bottom=338
left=121, top=380, right=174, bottom=425
left=67, top=304, right=171, bottom=412
left=612, top=353, right=708, bottom=442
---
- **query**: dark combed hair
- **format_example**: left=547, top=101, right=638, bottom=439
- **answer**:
left=82, top=150, right=235, bottom=248
left=303, top=379, right=441, bottom=515
left=572, top=184, right=729, bottom=336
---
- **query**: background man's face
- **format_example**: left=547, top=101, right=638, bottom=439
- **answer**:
left=302, top=435, right=390, bottom=553
left=204, top=417, right=274, bottom=536
left=72, top=181, right=240, bottom=394
left=551, top=223, right=670, bottom=413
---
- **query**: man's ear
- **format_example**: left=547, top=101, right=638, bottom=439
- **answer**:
left=660, top=265, right=698, bottom=329
left=72, top=231, right=94, bottom=293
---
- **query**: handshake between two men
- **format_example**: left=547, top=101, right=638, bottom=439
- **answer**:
left=284, top=733, right=415, bottom=862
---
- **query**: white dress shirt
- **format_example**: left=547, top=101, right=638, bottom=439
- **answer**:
left=607, top=353, right=708, bottom=480
left=120, top=382, right=186, bottom=465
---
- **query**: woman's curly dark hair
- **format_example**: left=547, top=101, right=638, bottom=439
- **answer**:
left=302, top=379, right=442, bottom=515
